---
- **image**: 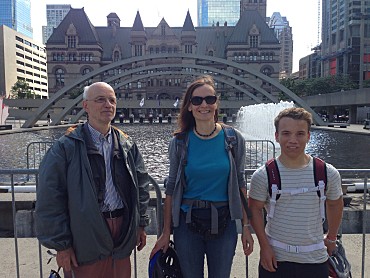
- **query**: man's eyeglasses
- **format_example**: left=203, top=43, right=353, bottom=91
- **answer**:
left=86, top=97, right=117, bottom=105
left=190, top=96, right=217, bottom=106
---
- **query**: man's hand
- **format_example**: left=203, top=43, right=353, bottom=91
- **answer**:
left=136, top=226, right=147, bottom=251
left=324, top=236, right=337, bottom=256
left=56, top=247, right=78, bottom=272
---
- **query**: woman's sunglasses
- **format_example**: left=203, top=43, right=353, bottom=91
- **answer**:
left=190, top=96, right=217, bottom=106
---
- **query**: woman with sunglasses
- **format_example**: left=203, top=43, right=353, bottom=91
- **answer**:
left=150, top=75, right=253, bottom=277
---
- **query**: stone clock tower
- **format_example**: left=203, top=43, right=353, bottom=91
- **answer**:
left=240, top=0, right=267, bottom=19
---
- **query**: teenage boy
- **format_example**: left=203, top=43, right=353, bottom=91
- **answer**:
left=249, top=107, right=343, bottom=278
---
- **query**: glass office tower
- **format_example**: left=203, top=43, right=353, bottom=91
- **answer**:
left=197, top=0, right=240, bottom=26
left=0, top=0, right=33, bottom=38
left=42, top=4, right=71, bottom=44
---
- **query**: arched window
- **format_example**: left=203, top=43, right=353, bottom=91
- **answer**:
left=55, top=68, right=65, bottom=86
left=261, top=66, right=273, bottom=77
left=113, top=51, right=120, bottom=62
left=208, top=50, right=214, bottom=56
left=67, top=36, right=77, bottom=48
left=82, top=68, right=91, bottom=75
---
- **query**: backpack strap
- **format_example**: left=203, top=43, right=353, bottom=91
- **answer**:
left=221, top=124, right=252, bottom=220
left=221, top=124, right=237, bottom=157
left=175, top=132, right=188, bottom=187
left=265, top=158, right=281, bottom=219
left=313, top=157, right=328, bottom=222
left=265, top=157, right=328, bottom=222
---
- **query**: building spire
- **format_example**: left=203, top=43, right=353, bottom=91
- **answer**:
left=183, top=10, right=195, bottom=31
left=132, top=11, right=144, bottom=31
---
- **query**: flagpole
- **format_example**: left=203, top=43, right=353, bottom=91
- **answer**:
left=0, top=98, right=3, bottom=125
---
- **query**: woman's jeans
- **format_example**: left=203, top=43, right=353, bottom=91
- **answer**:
left=174, top=210, right=237, bottom=278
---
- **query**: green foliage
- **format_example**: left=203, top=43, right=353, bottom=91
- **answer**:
left=280, top=74, right=358, bottom=97
left=10, top=80, right=33, bottom=99
left=363, top=79, right=370, bottom=88
left=68, top=87, right=84, bottom=99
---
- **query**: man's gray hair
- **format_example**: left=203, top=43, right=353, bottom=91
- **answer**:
left=82, top=85, right=90, bottom=100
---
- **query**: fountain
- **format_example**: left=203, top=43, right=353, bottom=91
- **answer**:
left=237, top=101, right=294, bottom=142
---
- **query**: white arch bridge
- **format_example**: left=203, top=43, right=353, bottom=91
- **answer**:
left=23, top=53, right=325, bottom=128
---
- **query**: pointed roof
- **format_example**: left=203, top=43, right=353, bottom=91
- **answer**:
left=47, top=8, right=100, bottom=44
left=228, top=10, right=278, bottom=44
left=107, top=12, right=120, bottom=20
left=182, top=10, right=195, bottom=31
left=132, top=11, right=144, bottom=31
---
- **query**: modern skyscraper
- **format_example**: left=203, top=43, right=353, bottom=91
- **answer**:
left=268, top=12, right=293, bottom=77
left=0, top=25, right=48, bottom=98
left=197, top=0, right=240, bottom=26
left=42, top=4, right=71, bottom=44
left=0, top=0, right=33, bottom=38
left=197, top=0, right=267, bottom=27
left=321, top=0, right=370, bottom=86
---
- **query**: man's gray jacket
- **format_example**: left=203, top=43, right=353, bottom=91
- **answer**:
left=35, top=124, right=150, bottom=265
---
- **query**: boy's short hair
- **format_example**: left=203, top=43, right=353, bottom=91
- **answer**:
left=274, top=107, right=313, bottom=132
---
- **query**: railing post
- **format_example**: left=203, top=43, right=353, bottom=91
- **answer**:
left=361, top=176, right=367, bottom=278
left=10, top=174, right=20, bottom=278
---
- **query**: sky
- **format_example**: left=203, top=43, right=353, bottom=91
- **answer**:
left=31, top=0, right=320, bottom=72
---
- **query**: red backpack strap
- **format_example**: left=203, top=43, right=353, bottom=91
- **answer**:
left=265, top=158, right=281, bottom=200
left=313, top=157, right=327, bottom=197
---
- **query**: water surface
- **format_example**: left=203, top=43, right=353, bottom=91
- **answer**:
left=1, top=123, right=369, bottom=183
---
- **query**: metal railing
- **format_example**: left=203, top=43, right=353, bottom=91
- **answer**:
left=1, top=141, right=369, bottom=277
left=26, top=141, right=54, bottom=171
left=245, top=140, right=276, bottom=168
left=25, top=140, right=276, bottom=171
left=1, top=168, right=369, bottom=277
left=0, top=169, right=164, bottom=278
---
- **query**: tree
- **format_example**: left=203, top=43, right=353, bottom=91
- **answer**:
left=68, top=87, right=84, bottom=99
left=280, top=74, right=358, bottom=97
left=10, top=80, right=33, bottom=99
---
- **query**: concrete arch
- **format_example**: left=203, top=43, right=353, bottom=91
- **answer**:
left=59, top=69, right=263, bottom=124
left=23, top=53, right=325, bottom=127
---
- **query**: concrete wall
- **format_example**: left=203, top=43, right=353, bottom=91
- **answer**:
left=1, top=200, right=368, bottom=238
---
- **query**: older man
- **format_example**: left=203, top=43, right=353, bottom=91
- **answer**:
left=36, top=82, right=150, bottom=278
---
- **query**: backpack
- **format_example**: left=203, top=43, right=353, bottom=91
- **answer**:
left=173, top=124, right=251, bottom=218
left=265, top=157, right=327, bottom=222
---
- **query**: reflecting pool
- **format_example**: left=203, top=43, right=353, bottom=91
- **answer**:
left=1, top=123, right=370, bottom=182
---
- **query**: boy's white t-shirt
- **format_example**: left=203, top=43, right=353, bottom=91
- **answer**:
left=249, top=156, right=342, bottom=264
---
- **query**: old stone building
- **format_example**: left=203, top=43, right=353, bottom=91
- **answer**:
left=46, top=7, right=280, bottom=108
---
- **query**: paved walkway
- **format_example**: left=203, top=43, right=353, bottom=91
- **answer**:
left=312, top=123, right=370, bottom=135
left=1, top=234, right=369, bottom=278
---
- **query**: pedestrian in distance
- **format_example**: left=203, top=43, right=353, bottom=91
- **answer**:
left=35, top=82, right=150, bottom=278
left=46, top=113, right=51, bottom=125
left=249, top=107, right=343, bottom=278
left=150, top=75, right=254, bottom=278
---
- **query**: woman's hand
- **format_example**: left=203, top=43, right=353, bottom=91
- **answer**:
left=149, top=233, right=171, bottom=259
left=241, top=226, right=254, bottom=256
